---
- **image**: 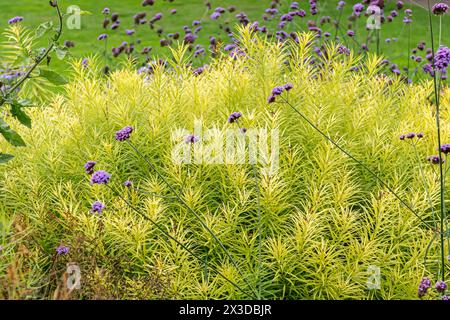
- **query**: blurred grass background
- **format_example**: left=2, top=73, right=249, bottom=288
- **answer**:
left=0, top=0, right=449, bottom=73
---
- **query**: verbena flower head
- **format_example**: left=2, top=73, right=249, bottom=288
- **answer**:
left=91, top=201, right=106, bottom=215
left=337, top=1, right=346, bottom=10
left=211, top=12, right=221, bottom=20
left=417, top=133, right=424, bottom=139
left=124, top=180, right=133, bottom=188
left=403, top=16, right=412, bottom=24
left=440, top=144, right=450, bottom=154
left=268, top=84, right=293, bottom=103
left=84, top=161, right=96, bottom=175
left=406, top=132, right=416, bottom=139
left=90, top=170, right=111, bottom=185
left=432, top=3, right=449, bottom=15
left=228, top=112, right=242, bottom=124
left=102, top=8, right=110, bottom=14
left=98, top=34, right=108, bottom=40
left=56, top=245, right=69, bottom=255
left=125, top=29, right=135, bottom=36
left=283, top=83, right=294, bottom=91
left=142, top=0, right=154, bottom=6
left=418, top=277, right=432, bottom=298
left=427, top=155, right=444, bottom=165
left=435, top=280, right=447, bottom=293
left=443, top=295, right=450, bottom=300
left=184, top=33, right=197, bottom=44
left=435, top=46, right=450, bottom=72
left=185, top=134, right=199, bottom=144
left=338, top=45, right=351, bottom=55
left=82, top=58, right=89, bottom=68
left=8, top=16, right=24, bottom=24
left=115, top=126, right=134, bottom=141
left=272, top=86, right=284, bottom=96
left=353, top=3, right=364, bottom=17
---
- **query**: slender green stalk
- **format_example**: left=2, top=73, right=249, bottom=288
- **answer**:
left=427, top=0, right=446, bottom=282
left=376, top=29, right=380, bottom=56
left=334, top=9, right=343, bottom=41
left=407, top=22, right=411, bottom=78
left=106, top=184, right=255, bottom=298
left=281, top=96, right=433, bottom=229
left=411, top=143, right=437, bottom=228
left=126, top=140, right=258, bottom=296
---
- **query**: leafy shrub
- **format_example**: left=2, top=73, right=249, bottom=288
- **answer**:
left=0, top=2, right=67, bottom=164
left=0, top=30, right=449, bottom=299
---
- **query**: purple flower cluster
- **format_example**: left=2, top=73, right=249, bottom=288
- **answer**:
left=56, top=245, right=69, bottom=255
left=98, top=33, right=108, bottom=41
left=228, top=112, right=242, bottom=124
left=427, top=155, right=444, bottom=165
left=434, top=46, right=450, bottom=73
left=338, top=45, right=351, bottom=55
left=268, top=83, right=293, bottom=103
left=124, top=180, right=133, bottom=188
left=440, top=144, right=450, bottom=154
left=185, top=134, right=199, bottom=144
left=115, top=126, right=134, bottom=141
left=8, top=16, right=23, bottom=25
left=418, top=277, right=432, bottom=298
left=91, top=201, right=106, bottom=215
left=353, top=3, right=365, bottom=17
left=432, top=3, right=449, bottom=16
left=84, top=161, right=97, bottom=175
left=435, top=280, right=448, bottom=293
left=399, top=132, right=423, bottom=140
left=90, top=170, right=111, bottom=185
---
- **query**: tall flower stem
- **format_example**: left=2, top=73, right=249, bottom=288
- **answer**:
left=411, top=143, right=437, bottom=228
left=334, top=9, right=343, bottom=41
left=427, top=0, right=446, bottom=282
left=106, top=184, right=255, bottom=298
left=126, top=140, right=258, bottom=296
left=281, top=96, right=433, bottom=229
left=376, top=29, right=380, bottom=56
left=407, top=22, right=412, bottom=78
left=235, top=117, right=263, bottom=299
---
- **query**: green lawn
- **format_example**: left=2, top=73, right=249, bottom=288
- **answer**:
left=1, top=0, right=449, bottom=73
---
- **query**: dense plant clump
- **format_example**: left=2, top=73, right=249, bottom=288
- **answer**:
left=1, top=29, right=450, bottom=299
left=1, top=0, right=450, bottom=301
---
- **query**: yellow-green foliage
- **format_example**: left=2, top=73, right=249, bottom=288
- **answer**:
left=1, top=30, right=450, bottom=299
